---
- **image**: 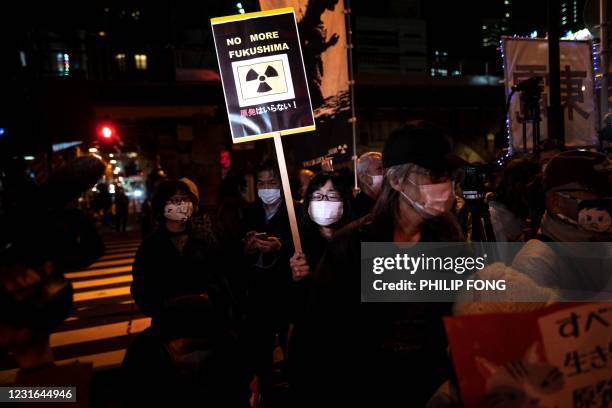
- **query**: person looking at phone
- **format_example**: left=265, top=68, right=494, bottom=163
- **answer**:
left=241, top=159, right=294, bottom=404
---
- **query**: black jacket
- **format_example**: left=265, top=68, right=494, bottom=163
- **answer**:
left=131, top=226, right=233, bottom=329
left=294, top=212, right=463, bottom=407
left=351, top=190, right=376, bottom=220
left=241, top=198, right=294, bottom=313
left=289, top=212, right=329, bottom=325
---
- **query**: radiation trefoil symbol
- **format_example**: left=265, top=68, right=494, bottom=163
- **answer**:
left=246, top=65, right=279, bottom=93
left=232, top=54, right=295, bottom=108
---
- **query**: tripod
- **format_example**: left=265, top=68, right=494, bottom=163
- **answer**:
left=465, top=198, right=497, bottom=243
left=520, top=90, right=542, bottom=154
left=461, top=166, right=497, bottom=243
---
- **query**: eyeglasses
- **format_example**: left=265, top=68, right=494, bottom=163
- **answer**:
left=311, top=192, right=342, bottom=201
left=167, top=196, right=191, bottom=205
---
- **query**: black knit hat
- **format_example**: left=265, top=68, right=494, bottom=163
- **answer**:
left=544, top=150, right=612, bottom=195
left=382, top=121, right=465, bottom=172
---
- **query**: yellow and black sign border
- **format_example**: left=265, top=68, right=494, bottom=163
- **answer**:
left=211, top=7, right=294, bottom=25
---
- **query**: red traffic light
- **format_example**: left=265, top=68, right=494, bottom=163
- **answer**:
left=97, top=123, right=117, bottom=141
left=101, top=126, right=113, bottom=138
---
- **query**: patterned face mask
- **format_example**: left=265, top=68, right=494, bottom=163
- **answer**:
left=164, top=201, right=194, bottom=222
left=553, top=192, right=612, bottom=236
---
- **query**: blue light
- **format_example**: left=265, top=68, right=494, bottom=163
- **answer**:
left=0, top=128, right=5, bottom=136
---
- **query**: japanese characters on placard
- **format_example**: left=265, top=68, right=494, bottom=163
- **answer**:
left=538, top=304, right=612, bottom=406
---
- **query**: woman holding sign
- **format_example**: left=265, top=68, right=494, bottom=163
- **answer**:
left=288, top=171, right=354, bottom=400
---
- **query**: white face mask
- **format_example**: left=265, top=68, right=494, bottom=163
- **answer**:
left=400, top=179, right=454, bottom=219
left=309, top=200, right=344, bottom=226
left=164, top=201, right=194, bottom=222
left=258, top=188, right=281, bottom=205
left=370, top=175, right=384, bottom=195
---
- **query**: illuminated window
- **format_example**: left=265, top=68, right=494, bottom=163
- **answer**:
left=56, top=52, right=70, bottom=76
left=115, top=53, right=127, bottom=71
left=134, top=54, right=147, bottom=70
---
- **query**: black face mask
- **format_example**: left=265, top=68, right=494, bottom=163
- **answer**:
left=0, top=272, right=73, bottom=333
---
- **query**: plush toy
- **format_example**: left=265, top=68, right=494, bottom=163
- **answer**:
left=577, top=199, right=612, bottom=234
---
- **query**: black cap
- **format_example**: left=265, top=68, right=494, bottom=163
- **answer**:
left=382, top=121, right=465, bottom=172
left=544, top=150, right=612, bottom=195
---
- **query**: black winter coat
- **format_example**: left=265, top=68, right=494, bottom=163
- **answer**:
left=241, top=198, right=294, bottom=319
left=293, top=212, right=464, bottom=407
left=130, top=226, right=233, bottom=330
left=351, top=190, right=376, bottom=220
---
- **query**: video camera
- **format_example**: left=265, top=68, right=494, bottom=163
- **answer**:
left=461, top=164, right=490, bottom=202
left=511, top=76, right=544, bottom=95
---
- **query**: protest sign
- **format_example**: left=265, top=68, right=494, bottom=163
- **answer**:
left=211, top=8, right=315, bottom=143
left=212, top=8, right=314, bottom=251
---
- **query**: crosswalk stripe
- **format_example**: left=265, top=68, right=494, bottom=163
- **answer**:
left=87, top=258, right=135, bottom=269
left=98, top=252, right=138, bottom=261
left=72, top=275, right=132, bottom=290
left=58, top=349, right=127, bottom=371
left=65, top=265, right=132, bottom=280
left=73, top=286, right=131, bottom=303
left=69, top=271, right=131, bottom=284
left=51, top=318, right=150, bottom=347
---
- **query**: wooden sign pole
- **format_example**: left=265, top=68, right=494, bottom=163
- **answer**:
left=272, top=132, right=302, bottom=253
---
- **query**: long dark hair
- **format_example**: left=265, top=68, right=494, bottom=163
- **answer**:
left=370, top=163, right=413, bottom=226
left=300, top=172, right=353, bottom=237
left=371, top=163, right=464, bottom=241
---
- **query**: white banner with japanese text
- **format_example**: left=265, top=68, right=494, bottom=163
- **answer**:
left=503, top=37, right=598, bottom=152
